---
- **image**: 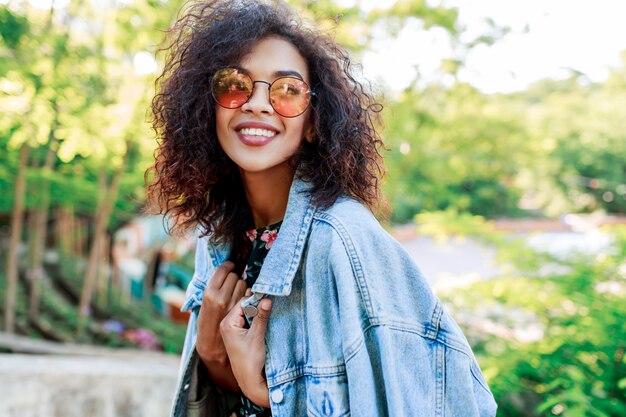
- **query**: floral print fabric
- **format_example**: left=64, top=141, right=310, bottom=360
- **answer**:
left=241, top=221, right=282, bottom=288
left=232, top=220, right=282, bottom=417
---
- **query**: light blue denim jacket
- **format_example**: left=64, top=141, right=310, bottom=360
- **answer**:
left=171, top=175, right=497, bottom=417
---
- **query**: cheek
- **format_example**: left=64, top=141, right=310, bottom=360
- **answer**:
left=288, top=113, right=311, bottom=139
left=284, top=121, right=307, bottom=149
left=215, top=108, right=231, bottom=144
left=215, top=107, right=226, bottom=130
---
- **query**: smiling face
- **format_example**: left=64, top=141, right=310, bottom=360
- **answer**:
left=215, top=36, right=313, bottom=178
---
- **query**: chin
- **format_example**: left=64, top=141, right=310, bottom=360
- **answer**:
left=235, top=159, right=294, bottom=176
left=236, top=161, right=276, bottom=173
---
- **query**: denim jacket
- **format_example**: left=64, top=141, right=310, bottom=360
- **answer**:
left=171, top=175, right=497, bottom=417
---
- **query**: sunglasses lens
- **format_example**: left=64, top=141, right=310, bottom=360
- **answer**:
left=270, top=77, right=311, bottom=117
left=212, top=69, right=312, bottom=117
left=211, top=69, right=252, bottom=108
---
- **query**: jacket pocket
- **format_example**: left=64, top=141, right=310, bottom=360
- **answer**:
left=306, top=373, right=351, bottom=417
left=443, top=346, right=497, bottom=417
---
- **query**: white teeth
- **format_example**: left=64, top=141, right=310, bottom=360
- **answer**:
left=239, top=127, right=277, bottom=137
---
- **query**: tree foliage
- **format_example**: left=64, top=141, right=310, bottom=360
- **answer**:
left=384, top=82, right=537, bottom=222
left=383, top=58, right=626, bottom=222
left=427, top=218, right=626, bottom=417
left=0, top=2, right=625, bottom=412
left=0, top=0, right=184, bottom=226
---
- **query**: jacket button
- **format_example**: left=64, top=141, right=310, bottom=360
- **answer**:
left=244, top=305, right=258, bottom=318
left=270, top=389, right=284, bottom=404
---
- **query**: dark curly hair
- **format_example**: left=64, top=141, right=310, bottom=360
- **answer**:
left=146, top=0, right=385, bottom=267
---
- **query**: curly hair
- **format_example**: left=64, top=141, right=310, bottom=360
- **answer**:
left=146, top=0, right=385, bottom=265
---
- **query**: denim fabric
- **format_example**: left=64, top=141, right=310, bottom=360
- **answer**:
left=171, top=176, right=497, bottom=417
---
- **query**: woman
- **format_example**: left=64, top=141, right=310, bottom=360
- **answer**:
left=147, top=1, right=497, bottom=416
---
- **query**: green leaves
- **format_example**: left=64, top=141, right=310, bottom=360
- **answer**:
left=287, top=0, right=461, bottom=52
left=382, top=58, right=626, bottom=222
left=0, top=0, right=187, bottom=229
left=438, top=223, right=626, bottom=417
left=383, top=82, right=530, bottom=221
left=0, top=6, right=29, bottom=50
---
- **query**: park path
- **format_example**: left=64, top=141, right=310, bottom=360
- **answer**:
left=392, top=217, right=617, bottom=290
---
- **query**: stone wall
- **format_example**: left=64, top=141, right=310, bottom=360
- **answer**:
left=0, top=353, right=180, bottom=417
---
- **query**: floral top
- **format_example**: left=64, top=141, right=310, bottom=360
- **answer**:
left=232, top=220, right=282, bottom=417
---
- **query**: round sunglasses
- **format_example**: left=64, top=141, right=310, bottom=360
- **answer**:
left=210, top=68, right=315, bottom=118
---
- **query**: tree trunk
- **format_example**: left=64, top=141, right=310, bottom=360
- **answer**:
left=90, top=170, right=107, bottom=307
left=4, top=143, right=30, bottom=333
left=26, top=151, right=41, bottom=287
left=26, top=208, right=41, bottom=319
left=56, top=206, right=74, bottom=255
left=77, top=156, right=127, bottom=334
left=96, top=233, right=111, bottom=308
left=75, top=217, right=85, bottom=257
left=26, top=209, right=38, bottom=268
left=28, top=136, right=57, bottom=318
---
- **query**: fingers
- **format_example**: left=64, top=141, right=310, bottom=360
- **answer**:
left=203, top=261, right=246, bottom=311
left=249, top=298, right=272, bottom=339
left=229, top=287, right=252, bottom=313
left=208, top=261, right=235, bottom=289
left=221, top=299, right=246, bottom=331
left=221, top=271, right=241, bottom=296
left=227, top=278, right=249, bottom=310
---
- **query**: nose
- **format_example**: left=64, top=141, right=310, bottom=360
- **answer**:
left=241, top=80, right=274, bottom=115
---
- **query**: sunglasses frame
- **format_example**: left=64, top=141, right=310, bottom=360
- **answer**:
left=210, top=68, right=316, bottom=118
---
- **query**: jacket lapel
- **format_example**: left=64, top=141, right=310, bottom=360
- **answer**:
left=252, top=174, right=316, bottom=296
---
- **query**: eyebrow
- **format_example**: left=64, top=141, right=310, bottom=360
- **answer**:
left=272, top=70, right=304, bottom=80
left=235, top=66, right=304, bottom=81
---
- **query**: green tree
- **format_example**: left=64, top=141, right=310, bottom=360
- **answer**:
left=1, top=3, right=33, bottom=333
left=383, top=82, right=533, bottom=222
left=1, top=0, right=183, bottom=333
left=520, top=60, right=626, bottom=215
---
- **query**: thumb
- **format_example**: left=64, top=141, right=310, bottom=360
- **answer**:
left=250, top=298, right=272, bottom=337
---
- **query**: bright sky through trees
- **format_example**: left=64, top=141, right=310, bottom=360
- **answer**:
left=13, top=0, right=626, bottom=93
left=361, top=0, right=626, bottom=93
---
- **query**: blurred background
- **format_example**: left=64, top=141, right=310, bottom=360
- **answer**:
left=1, top=0, right=625, bottom=416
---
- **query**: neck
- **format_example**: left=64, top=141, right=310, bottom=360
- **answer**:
left=240, top=164, right=296, bottom=228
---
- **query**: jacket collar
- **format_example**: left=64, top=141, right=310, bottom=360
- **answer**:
left=251, top=173, right=316, bottom=296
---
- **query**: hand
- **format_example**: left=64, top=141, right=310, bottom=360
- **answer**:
left=220, top=294, right=273, bottom=408
left=196, top=261, right=248, bottom=366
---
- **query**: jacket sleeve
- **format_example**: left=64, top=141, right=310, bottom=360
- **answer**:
left=326, top=221, right=497, bottom=417
left=171, top=234, right=240, bottom=417
left=174, top=230, right=208, bottom=401
left=181, top=233, right=213, bottom=313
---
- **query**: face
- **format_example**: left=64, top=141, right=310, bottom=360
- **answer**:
left=215, top=36, right=313, bottom=178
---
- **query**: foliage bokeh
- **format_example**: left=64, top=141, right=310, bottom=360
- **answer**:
left=419, top=212, right=626, bottom=416
left=1, top=1, right=626, bottom=415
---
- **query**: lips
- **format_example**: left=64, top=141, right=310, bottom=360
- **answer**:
left=234, top=121, right=280, bottom=147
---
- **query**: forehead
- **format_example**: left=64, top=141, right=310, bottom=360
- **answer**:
left=239, top=36, right=309, bottom=81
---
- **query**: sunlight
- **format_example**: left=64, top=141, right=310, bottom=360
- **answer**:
left=27, top=0, right=69, bottom=9
left=133, top=51, right=158, bottom=76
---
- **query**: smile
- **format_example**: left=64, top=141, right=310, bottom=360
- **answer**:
left=236, top=128, right=279, bottom=147
left=238, top=127, right=277, bottom=138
